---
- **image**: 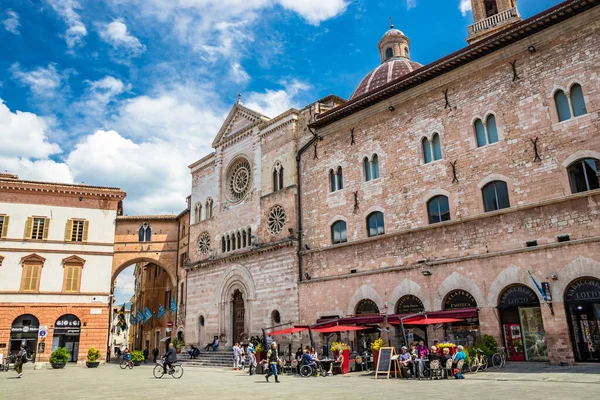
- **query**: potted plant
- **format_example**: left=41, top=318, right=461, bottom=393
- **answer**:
left=254, top=342, right=264, bottom=364
left=86, top=347, right=101, bottom=368
left=370, top=338, right=383, bottom=368
left=171, top=338, right=185, bottom=354
left=131, top=350, right=144, bottom=366
left=49, top=347, right=70, bottom=369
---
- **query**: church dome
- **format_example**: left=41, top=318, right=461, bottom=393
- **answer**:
left=350, top=20, right=422, bottom=100
left=350, top=58, right=422, bottom=100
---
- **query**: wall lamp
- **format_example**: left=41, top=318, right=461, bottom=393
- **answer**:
left=388, top=105, right=395, bottom=112
left=421, top=270, right=432, bottom=276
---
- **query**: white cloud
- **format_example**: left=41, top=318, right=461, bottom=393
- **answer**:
left=406, top=0, right=417, bottom=11
left=245, top=80, right=311, bottom=117
left=2, top=10, right=20, bottom=35
left=459, top=0, right=472, bottom=16
left=79, top=76, right=130, bottom=115
left=10, top=63, right=63, bottom=97
left=98, top=19, right=146, bottom=56
left=46, top=0, right=88, bottom=48
left=0, top=157, right=74, bottom=183
left=277, top=0, right=349, bottom=25
left=114, top=265, right=135, bottom=305
left=0, top=99, right=62, bottom=159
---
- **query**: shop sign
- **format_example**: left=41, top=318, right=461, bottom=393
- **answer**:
left=395, top=295, right=425, bottom=314
left=38, top=326, right=48, bottom=338
left=566, top=278, right=600, bottom=302
left=444, top=290, right=477, bottom=310
left=11, top=326, right=39, bottom=333
left=355, top=299, right=380, bottom=315
left=499, top=285, right=539, bottom=308
left=54, top=315, right=81, bottom=335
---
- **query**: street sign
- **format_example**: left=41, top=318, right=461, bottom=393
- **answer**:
left=167, top=321, right=173, bottom=328
left=38, top=326, right=48, bottom=338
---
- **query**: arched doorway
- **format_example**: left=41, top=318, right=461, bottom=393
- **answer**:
left=53, top=314, right=81, bottom=362
left=565, top=277, right=600, bottom=362
left=396, top=295, right=426, bottom=345
left=443, top=290, right=479, bottom=346
left=10, top=314, right=39, bottom=361
left=355, top=299, right=380, bottom=354
left=498, top=285, right=547, bottom=361
left=197, top=315, right=205, bottom=347
left=232, top=290, right=245, bottom=344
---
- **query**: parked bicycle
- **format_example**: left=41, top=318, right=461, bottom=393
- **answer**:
left=120, top=358, right=134, bottom=370
left=492, top=347, right=507, bottom=369
left=468, top=348, right=488, bottom=373
left=153, top=359, right=184, bottom=379
left=1, top=354, right=16, bottom=372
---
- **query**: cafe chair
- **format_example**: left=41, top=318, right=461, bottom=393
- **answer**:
left=354, top=356, right=363, bottom=372
left=429, top=360, right=442, bottom=380
left=333, top=359, right=344, bottom=375
left=290, top=359, right=299, bottom=374
left=442, top=359, right=453, bottom=379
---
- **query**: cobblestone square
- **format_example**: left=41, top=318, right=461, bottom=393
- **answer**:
left=1, top=364, right=598, bottom=400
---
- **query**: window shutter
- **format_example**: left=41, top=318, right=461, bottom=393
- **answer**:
left=42, top=218, right=50, bottom=240
left=25, top=217, right=33, bottom=239
left=82, top=220, right=89, bottom=242
left=65, top=219, right=73, bottom=241
left=1, top=216, right=9, bottom=238
left=32, top=265, right=40, bottom=291
left=73, top=266, right=80, bottom=291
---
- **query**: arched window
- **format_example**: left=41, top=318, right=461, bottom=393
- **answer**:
left=474, top=115, right=498, bottom=147
left=205, top=197, right=213, bottom=219
left=194, top=202, right=202, bottom=223
left=422, top=137, right=432, bottom=163
left=138, top=223, right=151, bottom=242
left=363, top=157, right=372, bottom=182
left=242, top=230, right=247, bottom=247
left=273, top=162, right=284, bottom=192
left=567, top=158, right=600, bottom=194
left=331, top=220, right=347, bottom=245
left=570, top=84, right=587, bottom=118
left=221, top=236, right=226, bottom=252
left=329, top=169, right=336, bottom=192
left=482, top=181, right=510, bottom=212
left=432, top=133, right=442, bottom=161
left=366, top=212, right=385, bottom=237
left=554, top=90, right=571, bottom=122
left=385, top=47, right=393, bottom=60
left=372, top=154, right=379, bottom=179
left=484, top=0, right=498, bottom=17
left=237, top=231, right=242, bottom=249
left=226, top=234, right=231, bottom=252
left=247, top=227, right=252, bottom=246
left=427, top=195, right=450, bottom=224
left=404, top=46, right=410, bottom=58
left=336, top=167, right=343, bottom=190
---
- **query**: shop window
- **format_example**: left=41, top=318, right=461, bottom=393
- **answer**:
left=367, top=212, right=385, bottom=237
left=25, top=217, right=49, bottom=240
left=331, top=220, right=347, bottom=245
left=565, top=277, right=600, bottom=362
left=65, top=219, right=89, bottom=242
left=568, top=158, right=600, bottom=194
left=427, top=195, right=450, bottom=224
left=139, top=223, right=151, bottom=242
left=443, top=290, right=479, bottom=346
left=0, top=214, right=9, bottom=238
left=482, top=181, right=510, bottom=212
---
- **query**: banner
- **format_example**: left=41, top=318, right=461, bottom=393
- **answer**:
left=143, top=306, right=153, bottom=322
left=157, top=304, right=166, bottom=319
left=137, top=308, right=144, bottom=325
left=129, top=312, right=136, bottom=327
left=528, top=271, right=549, bottom=301
left=117, top=304, right=128, bottom=330
left=170, top=297, right=178, bottom=314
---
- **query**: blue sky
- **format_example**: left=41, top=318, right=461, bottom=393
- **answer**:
left=1, top=0, right=562, bottom=220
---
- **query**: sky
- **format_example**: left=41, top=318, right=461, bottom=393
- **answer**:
left=1, top=0, right=563, bottom=303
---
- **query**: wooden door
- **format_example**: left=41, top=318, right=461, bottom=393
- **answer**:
left=232, top=291, right=245, bottom=344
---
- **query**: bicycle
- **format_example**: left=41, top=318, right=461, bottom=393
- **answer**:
left=120, top=358, right=134, bottom=370
left=299, top=362, right=327, bottom=378
left=1, top=355, right=15, bottom=372
left=153, top=359, right=184, bottom=379
left=468, top=348, right=488, bottom=373
left=491, top=347, right=507, bottom=369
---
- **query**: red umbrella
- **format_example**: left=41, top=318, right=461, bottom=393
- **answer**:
left=313, top=325, right=369, bottom=333
left=267, top=327, right=307, bottom=336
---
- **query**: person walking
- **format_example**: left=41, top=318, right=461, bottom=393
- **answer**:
left=232, top=343, right=240, bottom=370
left=143, top=346, right=149, bottom=364
left=265, top=342, right=280, bottom=383
left=14, top=345, right=27, bottom=378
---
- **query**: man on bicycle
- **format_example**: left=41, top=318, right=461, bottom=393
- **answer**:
left=163, top=342, right=177, bottom=374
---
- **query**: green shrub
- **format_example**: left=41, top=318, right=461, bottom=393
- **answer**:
left=49, top=347, right=70, bottom=364
left=131, top=350, right=145, bottom=362
left=87, top=347, right=101, bottom=363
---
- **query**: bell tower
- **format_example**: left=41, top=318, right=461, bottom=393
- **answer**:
left=466, top=0, right=521, bottom=44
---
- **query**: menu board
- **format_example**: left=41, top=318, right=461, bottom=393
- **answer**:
left=375, top=347, right=401, bottom=379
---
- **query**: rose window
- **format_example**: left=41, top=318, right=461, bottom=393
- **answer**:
left=198, top=232, right=211, bottom=255
left=267, top=205, right=286, bottom=235
left=227, top=158, right=252, bottom=203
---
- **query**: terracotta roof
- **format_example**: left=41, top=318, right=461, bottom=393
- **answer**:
left=350, top=58, right=423, bottom=100
left=0, top=177, right=125, bottom=197
left=312, top=0, right=599, bottom=129
left=117, top=215, right=178, bottom=221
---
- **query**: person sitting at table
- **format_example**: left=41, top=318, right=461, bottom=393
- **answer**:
left=452, top=345, right=467, bottom=379
left=428, top=346, right=441, bottom=361
left=328, top=351, right=344, bottom=375
left=311, top=346, right=319, bottom=360
left=295, top=347, right=303, bottom=361
left=440, top=347, right=452, bottom=377
left=398, top=346, right=412, bottom=379
left=416, top=340, right=429, bottom=359
left=301, top=348, right=317, bottom=368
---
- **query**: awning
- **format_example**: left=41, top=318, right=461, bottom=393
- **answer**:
left=160, top=336, right=171, bottom=342
left=316, top=315, right=385, bottom=325
left=400, top=317, right=463, bottom=325
left=267, top=326, right=308, bottom=336
left=313, top=325, right=369, bottom=333
left=388, top=308, right=478, bottom=324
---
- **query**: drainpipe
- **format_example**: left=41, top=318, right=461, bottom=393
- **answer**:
left=174, top=218, right=181, bottom=337
left=296, top=135, right=320, bottom=283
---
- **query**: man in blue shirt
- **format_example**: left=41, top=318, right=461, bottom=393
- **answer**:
left=452, top=345, right=467, bottom=379
left=301, top=349, right=316, bottom=367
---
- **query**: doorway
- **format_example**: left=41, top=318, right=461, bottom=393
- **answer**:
left=565, top=277, right=600, bottom=362
left=232, top=290, right=245, bottom=344
left=52, top=314, right=81, bottom=362
left=355, top=299, right=380, bottom=354
left=10, top=314, right=39, bottom=362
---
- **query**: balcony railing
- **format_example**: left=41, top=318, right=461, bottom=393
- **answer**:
left=468, top=7, right=521, bottom=36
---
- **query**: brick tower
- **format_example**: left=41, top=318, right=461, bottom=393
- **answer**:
left=466, top=0, right=521, bottom=44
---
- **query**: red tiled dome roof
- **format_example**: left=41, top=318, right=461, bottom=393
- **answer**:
left=350, top=58, right=422, bottom=100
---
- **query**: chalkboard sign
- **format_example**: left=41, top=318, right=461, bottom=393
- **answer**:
left=375, top=347, right=401, bottom=379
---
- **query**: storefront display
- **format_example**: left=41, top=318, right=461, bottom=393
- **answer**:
left=498, top=285, right=548, bottom=361
left=52, top=314, right=81, bottom=362
left=10, top=314, right=39, bottom=361
left=565, top=278, right=600, bottom=362
left=443, top=290, right=479, bottom=346
left=355, top=299, right=380, bottom=353
left=396, top=295, right=426, bottom=345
